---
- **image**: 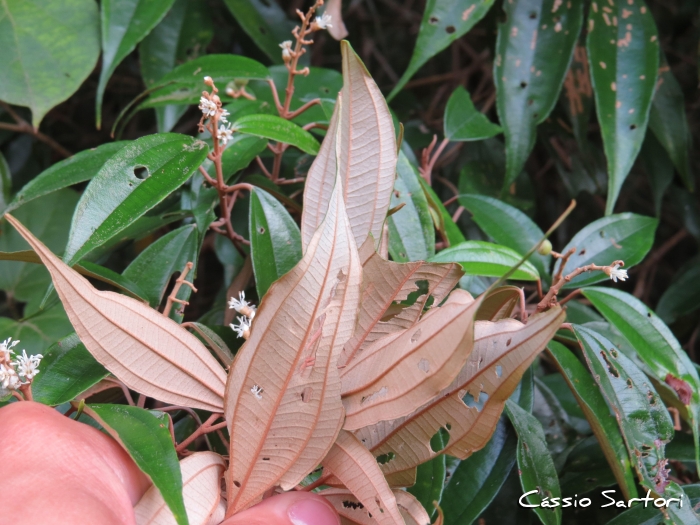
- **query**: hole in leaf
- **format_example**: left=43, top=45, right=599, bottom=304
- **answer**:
left=529, top=11, right=537, bottom=19
left=647, top=312, right=652, bottom=318
left=342, top=500, right=364, bottom=510
left=445, top=25, right=456, bottom=34
left=463, top=390, right=489, bottom=411
left=626, top=378, right=633, bottom=388
left=579, top=248, right=586, bottom=255
left=610, top=348, right=618, bottom=358
left=376, top=452, right=396, bottom=465
left=520, top=81, right=528, bottom=88
left=233, top=480, right=241, bottom=487
left=430, top=427, right=450, bottom=452
left=417, top=358, right=430, bottom=373
left=600, top=351, right=619, bottom=378
left=133, top=166, right=149, bottom=179
left=411, top=329, right=422, bottom=343
left=262, top=457, right=270, bottom=461
left=600, top=230, right=606, bottom=237
left=301, top=387, right=313, bottom=403
left=258, top=226, right=265, bottom=234
left=647, top=391, right=656, bottom=405
left=630, top=124, right=637, bottom=130
left=429, top=16, right=439, bottom=24
left=506, top=338, right=512, bottom=347
left=496, top=365, right=503, bottom=378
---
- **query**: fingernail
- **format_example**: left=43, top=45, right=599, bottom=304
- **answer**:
left=288, top=497, right=340, bottom=525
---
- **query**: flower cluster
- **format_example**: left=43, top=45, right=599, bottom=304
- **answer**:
left=0, top=338, right=42, bottom=395
left=605, top=262, right=628, bottom=283
left=198, top=76, right=234, bottom=146
left=229, top=291, right=256, bottom=340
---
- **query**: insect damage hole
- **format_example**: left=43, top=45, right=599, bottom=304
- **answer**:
left=496, top=365, right=503, bottom=378
left=133, top=166, right=149, bottom=179
left=417, top=358, right=430, bottom=373
left=233, top=480, right=241, bottom=487
left=300, top=386, right=313, bottom=403
left=445, top=25, right=456, bottom=33
left=376, top=451, right=396, bottom=465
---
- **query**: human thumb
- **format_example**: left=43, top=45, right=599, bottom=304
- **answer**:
left=221, top=491, right=340, bottom=525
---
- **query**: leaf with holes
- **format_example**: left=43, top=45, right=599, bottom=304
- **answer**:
left=339, top=239, right=462, bottom=368
left=62, top=133, right=208, bottom=267
left=354, top=307, right=564, bottom=485
left=429, top=241, right=540, bottom=281
left=96, top=0, right=177, bottom=127
left=552, top=213, right=657, bottom=288
left=587, top=0, right=659, bottom=214
left=223, top=171, right=361, bottom=514
left=495, top=0, right=583, bottom=189
left=341, top=289, right=480, bottom=430
left=444, top=86, right=502, bottom=141
left=407, top=430, right=446, bottom=519
left=505, top=400, right=562, bottom=525
left=321, top=488, right=431, bottom=525
left=301, top=41, right=397, bottom=251
left=574, top=325, right=674, bottom=494
left=5, top=213, right=227, bottom=412
left=388, top=0, right=496, bottom=101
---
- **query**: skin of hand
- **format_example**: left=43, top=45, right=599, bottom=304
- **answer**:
left=0, top=401, right=340, bottom=525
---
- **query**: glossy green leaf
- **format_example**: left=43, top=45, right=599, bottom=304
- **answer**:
left=606, top=483, right=700, bottom=525
left=5, top=142, right=128, bottom=214
left=388, top=0, right=496, bottom=101
left=0, top=304, right=74, bottom=357
left=222, top=0, right=295, bottom=63
left=442, top=418, right=517, bottom=525
left=459, top=194, right=550, bottom=281
left=139, top=55, right=270, bottom=109
left=63, top=133, right=208, bottom=266
left=419, top=177, right=466, bottom=247
left=574, top=325, right=674, bottom=493
left=232, top=114, right=320, bottom=155
left=547, top=340, right=637, bottom=500
left=407, top=431, right=446, bottom=519
left=31, top=333, right=109, bottom=406
left=122, top=224, right=199, bottom=314
left=0, top=152, right=10, bottom=215
left=0, top=0, right=100, bottom=127
left=96, top=0, right=177, bottom=127
left=552, top=213, right=657, bottom=288
left=83, top=404, right=187, bottom=525
left=505, top=400, right=562, bottom=525
left=640, top=132, right=674, bottom=216
left=649, top=52, right=693, bottom=191
left=444, top=87, right=502, bottom=141
left=587, top=0, right=659, bottom=214
left=387, top=152, right=435, bottom=262
left=558, top=435, right=617, bottom=496
left=139, top=0, right=214, bottom=132
left=495, top=0, right=583, bottom=188
left=186, top=322, right=234, bottom=367
left=430, top=241, right=540, bottom=281
left=656, top=256, right=700, bottom=324
left=249, top=188, right=302, bottom=298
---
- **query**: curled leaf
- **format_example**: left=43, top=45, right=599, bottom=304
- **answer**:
left=322, top=489, right=430, bottom=525
left=4, top=213, right=227, bottom=412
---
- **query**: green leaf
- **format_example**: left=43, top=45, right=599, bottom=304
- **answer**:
left=458, top=194, right=550, bottom=281
left=5, top=142, right=128, bottom=214
left=83, top=404, right=187, bottom=525
left=418, top=177, right=466, bottom=247
left=96, top=0, right=177, bottom=127
left=0, top=190, right=79, bottom=306
left=444, top=87, right=502, bottom=141
left=552, top=213, right=657, bottom=288
left=430, top=241, right=540, bottom=281
left=606, top=483, right=700, bottom=525
left=649, top=52, right=693, bottom=191
left=656, top=256, right=700, bottom=324
left=0, top=152, right=11, bottom=215
left=388, top=0, right=496, bottom=101
left=207, top=135, right=268, bottom=184
left=122, top=224, right=199, bottom=314
left=0, top=304, right=74, bottom=357
left=582, top=286, right=700, bottom=473
left=31, top=333, right=109, bottom=406
left=587, top=0, right=659, bottom=214
left=138, top=54, right=270, bottom=109
left=547, top=340, right=638, bottom=500
left=495, top=0, right=583, bottom=188
left=249, top=188, right=302, bottom=298
left=74, top=260, right=150, bottom=302
left=442, top=418, right=517, bottom=525
left=0, top=0, right=100, bottom=127
left=222, top=0, right=295, bottom=63
left=573, top=325, right=674, bottom=493
left=186, top=322, right=234, bottom=367
left=640, top=132, right=674, bottom=216
left=407, top=431, right=446, bottom=519
left=232, top=114, right=320, bottom=155
left=387, top=152, right=435, bottom=262
left=63, top=133, right=208, bottom=266
left=139, top=0, right=214, bottom=132
left=505, top=400, right=562, bottom=525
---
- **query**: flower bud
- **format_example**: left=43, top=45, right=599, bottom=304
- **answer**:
left=537, top=239, right=552, bottom=256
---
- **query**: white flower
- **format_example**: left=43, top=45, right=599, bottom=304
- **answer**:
left=14, top=350, right=42, bottom=381
left=0, top=338, right=19, bottom=363
left=279, top=40, right=293, bottom=61
left=217, top=123, right=233, bottom=145
left=228, top=291, right=256, bottom=318
left=219, top=109, right=230, bottom=124
left=251, top=385, right=263, bottom=400
left=0, top=363, right=20, bottom=390
left=199, top=96, right=218, bottom=118
left=608, top=263, right=628, bottom=283
left=314, top=14, right=333, bottom=30
left=230, top=315, right=252, bottom=339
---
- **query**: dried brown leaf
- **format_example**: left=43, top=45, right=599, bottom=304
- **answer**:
left=223, top=173, right=361, bottom=514
left=301, top=41, right=397, bottom=251
left=341, top=289, right=479, bottom=430
left=475, top=286, right=521, bottom=321
left=355, top=307, right=565, bottom=484
left=4, top=214, right=227, bottom=412
left=339, top=245, right=463, bottom=368
left=322, top=430, right=404, bottom=525
left=134, top=452, right=225, bottom=525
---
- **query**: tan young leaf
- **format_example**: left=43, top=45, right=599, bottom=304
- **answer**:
left=320, top=489, right=429, bottom=525
left=475, top=286, right=521, bottom=321
left=3, top=214, right=226, bottom=412
left=301, top=41, right=397, bottom=251
left=354, top=307, right=565, bottom=483
left=322, top=430, right=405, bottom=525
left=223, top=172, right=361, bottom=514
left=394, top=491, right=431, bottom=525
left=338, top=247, right=463, bottom=368
left=134, top=452, right=225, bottom=525
left=341, top=289, right=480, bottom=430
left=324, top=0, right=349, bottom=40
